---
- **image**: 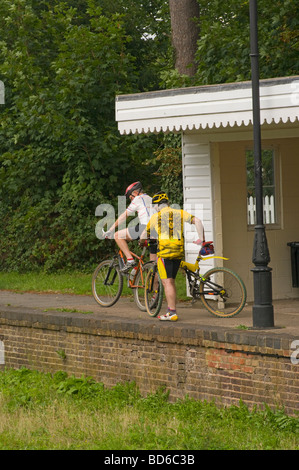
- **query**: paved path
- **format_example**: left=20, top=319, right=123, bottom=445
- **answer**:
left=1, top=290, right=299, bottom=337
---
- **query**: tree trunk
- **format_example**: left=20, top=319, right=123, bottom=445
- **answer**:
left=169, top=0, right=200, bottom=76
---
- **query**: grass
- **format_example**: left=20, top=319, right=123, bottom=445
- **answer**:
left=0, top=368, right=298, bottom=450
left=0, top=271, right=93, bottom=295
left=0, top=270, right=190, bottom=300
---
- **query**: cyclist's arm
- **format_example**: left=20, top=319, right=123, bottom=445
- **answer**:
left=139, top=227, right=147, bottom=241
left=139, top=218, right=155, bottom=244
left=108, top=210, right=128, bottom=233
left=191, top=216, right=205, bottom=243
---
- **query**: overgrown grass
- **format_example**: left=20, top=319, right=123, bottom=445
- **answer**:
left=0, top=368, right=298, bottom=450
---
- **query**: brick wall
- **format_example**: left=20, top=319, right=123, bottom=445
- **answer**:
left=0, top=307, right=298, bottom=415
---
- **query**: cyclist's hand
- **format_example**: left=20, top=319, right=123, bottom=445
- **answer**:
left=102, top=229, right=113, bottom=239
left=193, top=239, right=203, bottom=245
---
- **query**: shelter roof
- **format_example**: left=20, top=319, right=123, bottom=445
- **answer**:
left=115, top=76, right=299, bottom=135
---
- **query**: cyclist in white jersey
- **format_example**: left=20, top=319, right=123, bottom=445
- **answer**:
left=104, top=182, right=157, bottom=271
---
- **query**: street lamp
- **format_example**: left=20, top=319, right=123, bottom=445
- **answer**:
left=249, top=0, right=274, bottom=328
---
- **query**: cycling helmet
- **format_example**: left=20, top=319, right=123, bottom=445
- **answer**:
left=125, top=181, right=142, bottom=199
left=152, top=191, right=169, bottom=205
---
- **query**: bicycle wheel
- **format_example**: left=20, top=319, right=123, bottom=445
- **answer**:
left=92, top=259, right=123, bottom=307
left=133, top=262, right=153, bottom=312
left=144, top=263, right=163, bottom=317
left=200, top=267, right=247, bottom=317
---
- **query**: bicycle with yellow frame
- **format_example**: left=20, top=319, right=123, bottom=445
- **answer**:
left=144, top=242, right=247, bottom=318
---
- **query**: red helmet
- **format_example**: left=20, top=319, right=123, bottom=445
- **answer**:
left=125, top=181, right=142, bottom=199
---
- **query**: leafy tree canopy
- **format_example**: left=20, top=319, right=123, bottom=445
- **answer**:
left=0, top=0, right=169, bottom=271
left=196, top=0, right=299, bottom=84
left=162, top=0, right=299, bottom=88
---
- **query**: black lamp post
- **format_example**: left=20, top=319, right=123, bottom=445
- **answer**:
left=249, top=0, right=274, bottom=328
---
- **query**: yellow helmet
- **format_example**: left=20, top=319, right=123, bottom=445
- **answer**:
left=152, top=191, right=169, bottom=204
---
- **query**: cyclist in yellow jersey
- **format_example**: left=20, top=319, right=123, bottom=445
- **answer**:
left=144, top=191, right=205, bottom=321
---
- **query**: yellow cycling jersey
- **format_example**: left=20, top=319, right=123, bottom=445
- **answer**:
left=146, top=206, right=194, bottom=259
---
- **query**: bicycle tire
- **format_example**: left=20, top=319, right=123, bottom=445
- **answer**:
left=199, top=267, right=247, bottom=317
left=133, top=261, right=153, bottom=312
left=92, top=259, right=123, bottom=307
left=144, top=263, right=163, bottom=317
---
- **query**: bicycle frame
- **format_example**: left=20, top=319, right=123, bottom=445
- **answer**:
left=116, top=245, right=148, bottom=288
left=180, top=254, right=229, bottom=273
left=180, top=254, right=229, bottom=300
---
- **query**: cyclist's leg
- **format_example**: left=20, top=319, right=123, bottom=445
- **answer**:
left=115, top=223, right=146, bottom=260
left=148, top=238, right=157, bottom=262
left=157, top=258, right=181, bottom=320
left=161, top=279, right=176, bottom=310
left=114, top=228, right=132, bottom=261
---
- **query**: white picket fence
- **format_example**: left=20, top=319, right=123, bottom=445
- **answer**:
left=247, top=195, right=275, bottom=225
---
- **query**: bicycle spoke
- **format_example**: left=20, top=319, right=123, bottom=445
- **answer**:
left=144, top=264, right=163, bottom=317
left=199, top=267, right=246, bottom=317
left=92, top=260, right=123, bottom=307
left=133, top=262, right=153, bottom=312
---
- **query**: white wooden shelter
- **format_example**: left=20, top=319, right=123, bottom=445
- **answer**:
left=115, top=76, right=299, bottom=301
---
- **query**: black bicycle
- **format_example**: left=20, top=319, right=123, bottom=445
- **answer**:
left=144, top=247, right=247, bottom=318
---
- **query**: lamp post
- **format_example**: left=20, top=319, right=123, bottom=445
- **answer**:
left=249, top=0, right=274, bottom=328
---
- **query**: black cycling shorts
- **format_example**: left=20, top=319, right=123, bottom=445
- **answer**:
left=128, top=224, right=157, bottom=254
left=128, top=223, right=146, bottom=240
left=157, top=258, right=181, bottom=280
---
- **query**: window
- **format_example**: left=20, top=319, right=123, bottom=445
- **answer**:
left=246, top=148, right=279, bottom=226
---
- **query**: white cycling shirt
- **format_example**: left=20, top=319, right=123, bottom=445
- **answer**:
left=126, top=194, right=155, bottom=226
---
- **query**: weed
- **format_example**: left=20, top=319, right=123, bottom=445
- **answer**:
left=56, top=350, right=67, bottom=360
left=44, top=308, right=93, bottom=314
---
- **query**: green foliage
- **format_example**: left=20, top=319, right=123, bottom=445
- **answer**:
left=160, top=0, right=299, bottom=86
left=195, top=0, right=299, bottom=84
left=246, top=149, right=275, bottom=198
left=0, top=0, right=169, bottom=272
left=93, top=0, right=171, bottom=92
left=153, top=134, right=183, bottom=206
